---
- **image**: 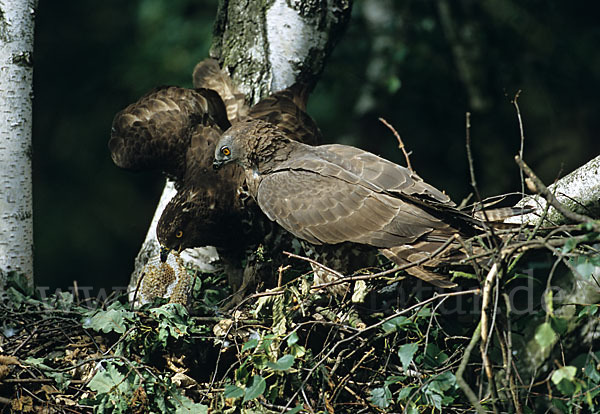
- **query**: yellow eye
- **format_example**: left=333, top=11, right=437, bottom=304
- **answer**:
left=221, top=146, right=231, bottom=156
left=175, top=230, right=183, bottom=238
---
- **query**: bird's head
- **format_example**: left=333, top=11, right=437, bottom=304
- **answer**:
left=213, top=128, right=243, bottom=170
left=156, top=195, right=198, bottom=262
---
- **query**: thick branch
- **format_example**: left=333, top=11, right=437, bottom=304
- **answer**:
left=506, top=154, right=600, bottom=226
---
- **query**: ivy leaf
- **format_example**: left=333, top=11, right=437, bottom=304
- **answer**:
left=243, top=375, right=266, bottom=402
left=266, top=354, right=295, bottom=371
left=398, top=343, right=418, bottom=371
left=370, top=386, right=391, bottom=408
left=534, top=322, right=557, bottom=349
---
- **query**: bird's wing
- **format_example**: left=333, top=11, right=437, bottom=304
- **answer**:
left=109, top=86, right=230, bottom=182
left=319, top=144, right=453, bottom=205
left=256, top=150, right=452, bottom=248
left=193, top=58, right=248, bottom=122
left=248, top=85, right=321, bottom=145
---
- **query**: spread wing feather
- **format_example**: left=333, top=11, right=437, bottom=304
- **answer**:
left=109, top=86, right=230, bottom=182
left=193, top=59, right=247, bottom=122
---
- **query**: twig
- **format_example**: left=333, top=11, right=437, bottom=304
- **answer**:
left=285, top=234, right=459, bottom=291
left=284, top=251, right=345, bottom=280
left=512, top=91, right=526, bottom=205
left=379, top=117, right=413, bottom=172
left=280, top=288, right=480, bottom=412
left=456, top=322, right=485, bottom=414
left=465, top=112, right=499, bottom=248
left=514, top=155, right=598, bottom=231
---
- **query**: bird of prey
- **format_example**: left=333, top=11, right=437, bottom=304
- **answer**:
left=109, top=59, right=321, bottom=288
left=213, top=119, right=496, bottom=288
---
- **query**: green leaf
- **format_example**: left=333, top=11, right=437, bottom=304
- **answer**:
left=242, top=338, right=259, bottom=352
left=405, top=403, right=419, bottom=414
left=370, top=386, right=391, bottom=408
left=88, top=364, right=126, bottom=395
left=243, top=375, right=266, bottom=402
left=552, top=366, right=578, bottom=395
left=416, top=307, right=432, bottom=318
left=83, top=309, right=133, bottom=334
left=384, top=375, right=406, bottom=386
left=287, top=405, right=303, bottom=414
left=397, top=386, right=414, bottom=401
left=398, top=343, right=418, bottom=371
left=578, top=305, right=598, bottom=317
left=562, top=238, right=578, bottom=253
left=381, top=316, right=411, bottom=333
left=429, top=371, right=456, bottom=393
left=172, top=395, right=208, bottom=414
left=552, top=366, right=577, bottom=385
left=266, top=354, right=295, bottom=371
left=287, top=332, right=299, bottom=346
left=24, top=357, right=71, bottom=390
left=534, top=322, right=557, bottom=349
left=551, top=317, right=568, bottom=335
left=423, top=344, right=448, bottom=368
left=224, top=384, right=244, bottom=399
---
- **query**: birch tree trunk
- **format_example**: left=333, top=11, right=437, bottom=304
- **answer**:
left=128, top=0, right=352, bottom=298
left=0, top=0, right=35, bottom=286
left=506, top=154, right=600, bottom=226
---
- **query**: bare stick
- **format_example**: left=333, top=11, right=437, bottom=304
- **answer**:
left=512, top=91, right=526, bottom=198
left=456, top=322, right=485, bottom=414
left=379, top=117, right=413, bottom=172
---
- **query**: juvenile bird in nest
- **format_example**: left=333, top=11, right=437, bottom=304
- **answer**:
left=213, top=119, right=521, bottom=288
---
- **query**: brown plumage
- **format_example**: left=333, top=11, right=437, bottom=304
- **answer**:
left=109, top=59, right=320, bottom=260
left=213, top=119, right=493, bottom=288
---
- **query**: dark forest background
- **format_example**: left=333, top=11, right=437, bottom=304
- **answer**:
left=33, top=0, right=600, bottom=291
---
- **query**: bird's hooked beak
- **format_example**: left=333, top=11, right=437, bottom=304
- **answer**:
left=159, top=245, right=171, bottom=262
left=212, top=159, right=223, bottom=170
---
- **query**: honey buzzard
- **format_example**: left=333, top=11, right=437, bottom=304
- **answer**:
left=213, top=119, right=496, bottom=287
left=109, top=59, right=320, bottom=265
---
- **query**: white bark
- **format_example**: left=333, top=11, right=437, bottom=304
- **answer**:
left=265, top=0, right=347, bottom=92
left=506, top=154, right=600, bottom=225
left=0, top=0, right=35, bottom=284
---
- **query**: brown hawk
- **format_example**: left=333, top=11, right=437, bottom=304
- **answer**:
left=212, top=118, right=501, bottom=288
left=109, top=59, right=321, bottom=297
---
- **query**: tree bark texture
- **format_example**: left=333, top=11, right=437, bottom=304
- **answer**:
left=211, top=0, right=352, bottom=103
left=128, top=0, right=352, bottom=301
left=0, top=0, right=35, bottom=284
left=507, top=154, right=600, bottom=226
